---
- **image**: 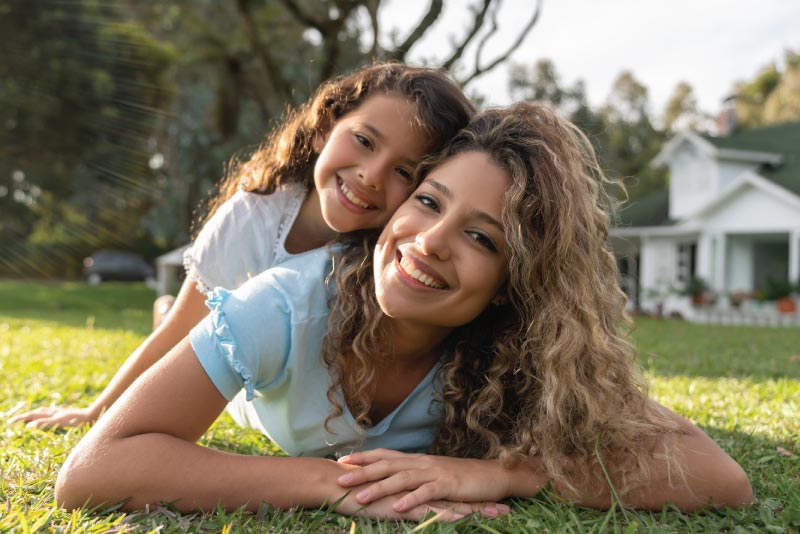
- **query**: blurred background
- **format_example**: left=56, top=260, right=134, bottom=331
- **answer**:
left=1, top=0, right=798, bottom=292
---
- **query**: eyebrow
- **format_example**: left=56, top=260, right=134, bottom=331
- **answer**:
left=425, top=179, right=504, bottom=232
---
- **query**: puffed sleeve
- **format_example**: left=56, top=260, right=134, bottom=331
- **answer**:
left=188, top=271, right=292, bottom=402
left=183, top=191, right=274, bottom=292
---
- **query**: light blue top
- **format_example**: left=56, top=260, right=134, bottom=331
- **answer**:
left=189, top=248, right=442, bottom=458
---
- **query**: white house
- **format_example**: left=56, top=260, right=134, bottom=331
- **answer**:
left=611, top=121, right=800, bottom=322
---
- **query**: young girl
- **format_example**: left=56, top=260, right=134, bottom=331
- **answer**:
left=55, top=103, right=751, bottom=521
left=11, top=62, right=475, bottom=430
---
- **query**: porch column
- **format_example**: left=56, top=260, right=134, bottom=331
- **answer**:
left=790, top=229, right=800, bottom=284
left=714, top=232, right=727, bottom=294
left=696, top=233, right=713, bottom=283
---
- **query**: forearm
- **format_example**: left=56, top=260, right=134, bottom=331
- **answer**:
left=87, top=282, right=210, bottom=419
left=57, top=432, right=346, bottom=512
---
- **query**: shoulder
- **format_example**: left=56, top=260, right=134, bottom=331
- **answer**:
left=236, top=247, right=334, bottom=320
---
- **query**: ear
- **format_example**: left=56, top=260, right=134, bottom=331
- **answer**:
left=490, top=291, right=508, bottom=306
left=311, top=130, right=328, bottom=153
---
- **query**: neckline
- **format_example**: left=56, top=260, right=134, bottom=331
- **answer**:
left=341, top=358, right=442, bottom=437
left=273, top=183, right=308, bottom=260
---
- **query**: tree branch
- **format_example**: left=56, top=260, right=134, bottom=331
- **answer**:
left=442, top=0, right=491, bottom=70
left=234, top=0, right=291, bottom=101
left=387, top=0, right=443, bottom=61
left=366, top=0, right=381, bottom=59
left=277, top=0, right=325, bottom=32
left=473, top=0, right=501, bottom=68
left=459, top=0, right=541, bottom=86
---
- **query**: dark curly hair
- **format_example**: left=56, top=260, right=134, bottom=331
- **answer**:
left=201, top=61, right=476, bottom=227
left=323, top=102, right=684, bottom=498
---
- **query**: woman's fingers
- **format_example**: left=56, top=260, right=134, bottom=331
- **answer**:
left=353, top=468, right=432, bottom=503
left=338, top=458, right=420, bottom=487
left=392, top=481, right=443, bottom=511
left=338, top=448, right=411, bottom=466
left=403, top=500, right=512, bottom=522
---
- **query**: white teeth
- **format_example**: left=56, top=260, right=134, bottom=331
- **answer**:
left=339, top=180, right=372, bottom=209
left=399, top=255, right=445, bottom=289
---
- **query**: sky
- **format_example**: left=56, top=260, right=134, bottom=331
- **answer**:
left=379, top=0, right=800, bottom=118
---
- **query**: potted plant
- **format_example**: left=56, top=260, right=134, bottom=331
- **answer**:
left=681, top=277, right=709, bottom=306
left=762, top=276, right=796, bottom=314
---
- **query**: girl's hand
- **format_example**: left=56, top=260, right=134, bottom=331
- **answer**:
left=9, top=405, right=97, bottom=429
left=337, top=449, right=528, bottom=513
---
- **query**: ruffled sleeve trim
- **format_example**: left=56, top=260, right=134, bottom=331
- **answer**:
left=183, top=251, right=212, bottom=295
left=205, top=287, right=256, bottom=401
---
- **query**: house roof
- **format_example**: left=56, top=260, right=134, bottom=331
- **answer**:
left=616, top=121, right=800, bottom=228
left=701, top=122, right=800, bottom=196
left=615, top=187, right=672, bottom=227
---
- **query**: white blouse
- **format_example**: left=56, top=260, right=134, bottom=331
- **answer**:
left=183, top=184, right=307, bottom=292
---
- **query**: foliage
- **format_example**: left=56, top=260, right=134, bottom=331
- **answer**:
left=0, top=0, right=175, bottom=276
left=679, top=276, right=708, bottom=297
left=509, top=60, right=667, bottom=200
left=1, top=0, right=542, bottom=278
left=733, top=49, right=800, bottom=128
left=1, top=282, right=799, bottom=532
left=761, top=276, right=795, bottom=301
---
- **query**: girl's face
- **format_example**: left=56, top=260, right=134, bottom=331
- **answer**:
left=373, top=150, right=510, bottom=329
left=313, top=94, right=427, bottom=233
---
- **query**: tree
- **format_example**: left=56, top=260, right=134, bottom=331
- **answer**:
left=1, top=0, right=544, bottom=276
left=662, top=81, right=712, bottom=133
left=0, top=0, right=174, bottom=276
left=731, top=49, right=800, bottom=128
left=600, top=71, right=666, bottom=198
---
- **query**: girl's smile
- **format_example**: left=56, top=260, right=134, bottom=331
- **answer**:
left=313, top=94, right=427, bottom=233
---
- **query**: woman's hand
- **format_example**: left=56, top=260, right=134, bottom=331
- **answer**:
left=337, top=449, right=541, bottom=513
left=9, top=405, right=97, bottom=429
left=336, top=488, right=509, bottom=522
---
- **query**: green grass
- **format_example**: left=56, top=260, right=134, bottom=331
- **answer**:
left=1, top=280, right=799, bottom=533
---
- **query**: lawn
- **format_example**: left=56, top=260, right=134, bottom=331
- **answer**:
left=1, top=280, right=798, bottom=533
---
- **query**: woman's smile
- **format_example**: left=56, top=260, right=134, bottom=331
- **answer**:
left=374, top=150, right=509, bottom=329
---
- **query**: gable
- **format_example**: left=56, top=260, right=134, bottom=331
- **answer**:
left=687, top=181, right=800, bottom=232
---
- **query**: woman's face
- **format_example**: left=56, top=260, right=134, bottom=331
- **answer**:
left=373, top=150, right=510, bottom=329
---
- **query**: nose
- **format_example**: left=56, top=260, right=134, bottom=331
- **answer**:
left=359, top=158, right=387, bottom=190
left=415, top=222, right=451, bottom=261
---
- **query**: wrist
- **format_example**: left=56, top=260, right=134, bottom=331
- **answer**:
left=506, top=457, right=548, bottom=498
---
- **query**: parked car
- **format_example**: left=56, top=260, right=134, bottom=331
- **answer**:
left=83, top=250, right=155, bottom=285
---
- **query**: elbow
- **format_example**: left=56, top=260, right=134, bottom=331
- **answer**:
left=719, top=463, right=753, bottom=509
left=55, top=447, right=94, bottom=510
left=55, top=438, right=117, bottom=511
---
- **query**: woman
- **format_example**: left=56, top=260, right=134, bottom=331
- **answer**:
left=56, top=103, right=752, bottom=521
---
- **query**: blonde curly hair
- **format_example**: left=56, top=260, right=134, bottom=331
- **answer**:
left=200, top=61, right=475, bottom=229
left=323, top=102, right=683, bottom=497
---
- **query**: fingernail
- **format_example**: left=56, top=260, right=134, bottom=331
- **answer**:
left=453, top=513, right=465, bottom=520
left=356, top=490, right=369, bottom=501
left=393, top=498, right=407, bottom=511
left=337, top=473, right=353, bottom=484
left=497, top=503, right=511, bottom=513
left=337, top=454, right=350, bottom=462
left=482, top=506, right=498, bottom=517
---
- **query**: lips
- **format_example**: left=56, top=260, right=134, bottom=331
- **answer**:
left=395, top=249, right=448, bottom=289
left=337, top=177, right=376, bottom=210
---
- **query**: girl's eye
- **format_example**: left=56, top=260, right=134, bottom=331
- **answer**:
left=415, top=193, right=439, bottom=212
left=396, top=167, right=413, bottom=184
left=467, top=231, right=498, bottom=253
left=355, top=133, right=373, bottom=150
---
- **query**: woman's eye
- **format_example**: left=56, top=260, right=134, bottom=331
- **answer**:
left=468, top=231, right=498, bottom=253
left=415, top=193, right=439, bottom=212
left=354, top=133, right=372, bottom=149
